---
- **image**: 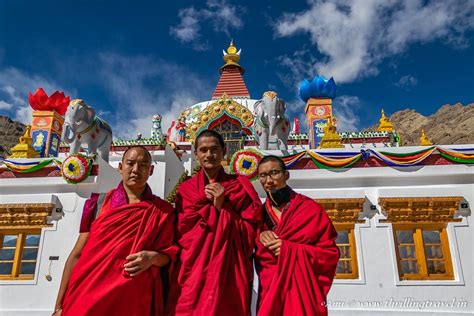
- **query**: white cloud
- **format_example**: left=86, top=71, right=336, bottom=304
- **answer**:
left=170, top=0, right=245, bottom=51
left=0, top=100, right=12, bottom=110
left=395, top=74, right=418, bottom=89
left=0, top=67, right=70, bottom=123
left=98, top=53, right=213, bottom=139
left=332, top=95, right=361, bottom=132
left=275, top=0, right=474, bottom=84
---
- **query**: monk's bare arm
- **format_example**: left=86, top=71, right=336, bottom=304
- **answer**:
left=53, top=232, right=89, bottom=315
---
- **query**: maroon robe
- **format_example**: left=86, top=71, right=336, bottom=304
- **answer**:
left=256, top=191, right=340, bottom=316
left=167, top=168, right=262, bottom=316
left=62, top=183, right=178, bottom=316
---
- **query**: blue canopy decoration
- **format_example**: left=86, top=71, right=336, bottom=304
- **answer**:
left=298, top=75, right=337, bottom=102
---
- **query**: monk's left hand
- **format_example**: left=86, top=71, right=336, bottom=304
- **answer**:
left=267, top=239, right=282, bottom=257
left=124, top=250, right=159, bottom=277
left=205, top=183, right=225, bottom=210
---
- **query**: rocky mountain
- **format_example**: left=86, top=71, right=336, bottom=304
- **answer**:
left=0, top=116, right=26, bottom=158
left=366, top=103, right=474, bottom=146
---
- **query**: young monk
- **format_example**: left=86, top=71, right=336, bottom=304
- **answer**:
left=53, top=146, right=177, bottom=316
left=255, top=155, right=340, bottom=316
left=168, top=130, right=262, bottom=316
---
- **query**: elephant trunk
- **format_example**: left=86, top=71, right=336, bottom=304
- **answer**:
left=269, top=117, right=276, bottom=136
left=62, top=123, right=75, bottom=143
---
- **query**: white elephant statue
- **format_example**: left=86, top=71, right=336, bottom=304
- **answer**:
left=253, top=91, right=290, bottom=150
left=62, top=99, right=113, bottom=162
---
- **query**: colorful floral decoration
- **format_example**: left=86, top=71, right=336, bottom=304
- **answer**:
left=230, top=149, right=264, bottom=180
left=28, top=88, right=70, bottom=115
left=61, top=154, right=93, bottom=183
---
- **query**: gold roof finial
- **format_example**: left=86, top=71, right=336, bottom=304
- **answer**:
left=222, top=40, right=241, bottom=67
left=8, top=125, right=40, bottom=158
left=419, top=128, right=433, bottom=146
left=227, top=39, right=237, bottom=54
left=377, top=108, right=394, bottom=132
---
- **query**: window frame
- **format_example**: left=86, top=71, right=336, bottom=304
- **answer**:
left=0, top=229, right=41, bottom=281
left=393, top=223, right=454, bottom=281
left=334, top=224, right=359, bottom=279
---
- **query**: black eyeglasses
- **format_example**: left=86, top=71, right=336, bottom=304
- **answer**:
left=258, top=169, right=284, bottom=181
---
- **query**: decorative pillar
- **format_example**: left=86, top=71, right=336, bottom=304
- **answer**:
left=305, top=98, right=334, bottom=149
left=31, top=111, right=64, bottom=157
left=28, top=88, right=69, bottom=157
left=299, top=75, right=337, bottom=149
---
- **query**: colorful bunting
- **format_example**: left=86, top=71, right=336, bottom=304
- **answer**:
left=307, top=150, right=363, bottom=169
left=437, top=147, right=474, bottom=164
left=369, top=146, right=436, bottom=167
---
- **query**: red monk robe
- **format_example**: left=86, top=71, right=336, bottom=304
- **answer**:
left=168, top=168, right=262, bottom=316
left=255, top=191, right=340, bottom=316
left=61, top=183, right=178, bottom=316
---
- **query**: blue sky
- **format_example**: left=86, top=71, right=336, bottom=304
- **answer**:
left=0, top=0, right=473, bottom=139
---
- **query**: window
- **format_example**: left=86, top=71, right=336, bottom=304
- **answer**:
left=335, top=225, right=358, bottom=279
left=0, top=231, right=41, bottom=280
left=394, top=225, right=454, bottom=280
left=316, top=198, right=365, bottom=280
left=211, top=120, right=244, bottom=163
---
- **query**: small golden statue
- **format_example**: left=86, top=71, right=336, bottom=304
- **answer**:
left=8, top=125, right=40, bottom=158
left=377, top=109, right=394, bottom=132
left=419, top=128, right=433, bottom=146
left=318, top=116, right=343, bottom=149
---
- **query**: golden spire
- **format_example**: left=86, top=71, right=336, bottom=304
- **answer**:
left=227, top=39, right=237, bottom=54
left=8, top=125, right=40, bottom=158
left=222, top=40, right=242, bottom=70
left=318, top=116, right=343, bottom=148
left=377, top=108, right=394, bottom=132
left=419, top=128, right=433, bottom=146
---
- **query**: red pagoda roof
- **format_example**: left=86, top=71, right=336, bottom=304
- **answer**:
left=212, top=66, right=250, bottom=99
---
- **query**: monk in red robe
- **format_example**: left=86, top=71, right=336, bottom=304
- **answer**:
left=255, top=155, right=340, bottom=316
left=53, top=146, right=177, bottom=316
left=168, top=130, right=262, bottom=316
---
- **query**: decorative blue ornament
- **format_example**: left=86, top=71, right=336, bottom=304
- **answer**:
left=298, top=75, right=337, bottom=102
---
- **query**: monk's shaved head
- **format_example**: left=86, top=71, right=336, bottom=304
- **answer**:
left=122, top=146, right=152, bottom=164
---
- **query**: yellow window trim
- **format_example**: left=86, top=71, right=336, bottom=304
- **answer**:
left=393, top=224, right=454, bottom=281
left=0, top=203, right=54, bottom=229
left=334, top=224, right=359, bottom=279
left=0, top=229, right=41, bottom=281
left=379, top=196, right=463, bottom=224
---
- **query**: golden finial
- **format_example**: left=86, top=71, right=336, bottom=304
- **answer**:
left=318, top=116, right=343, bottom=148
left=227, top=39, right=237, bottom=54
left=222, top=40, right=241, bottom=66
left=8, top=125, right=40, bottom=158
left=419, top=128, right=433, bottom=146
left=377, top=108, right=394, bottom=132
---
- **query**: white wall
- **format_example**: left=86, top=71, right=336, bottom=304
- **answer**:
left=0, top=152, right=184, bottom=315
left=250, top=162, right=474, bottom=315
left=0, top=158, right=120, bottom=315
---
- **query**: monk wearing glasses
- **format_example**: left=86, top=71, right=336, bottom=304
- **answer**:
left=255, top=155, right=340, bottom=316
